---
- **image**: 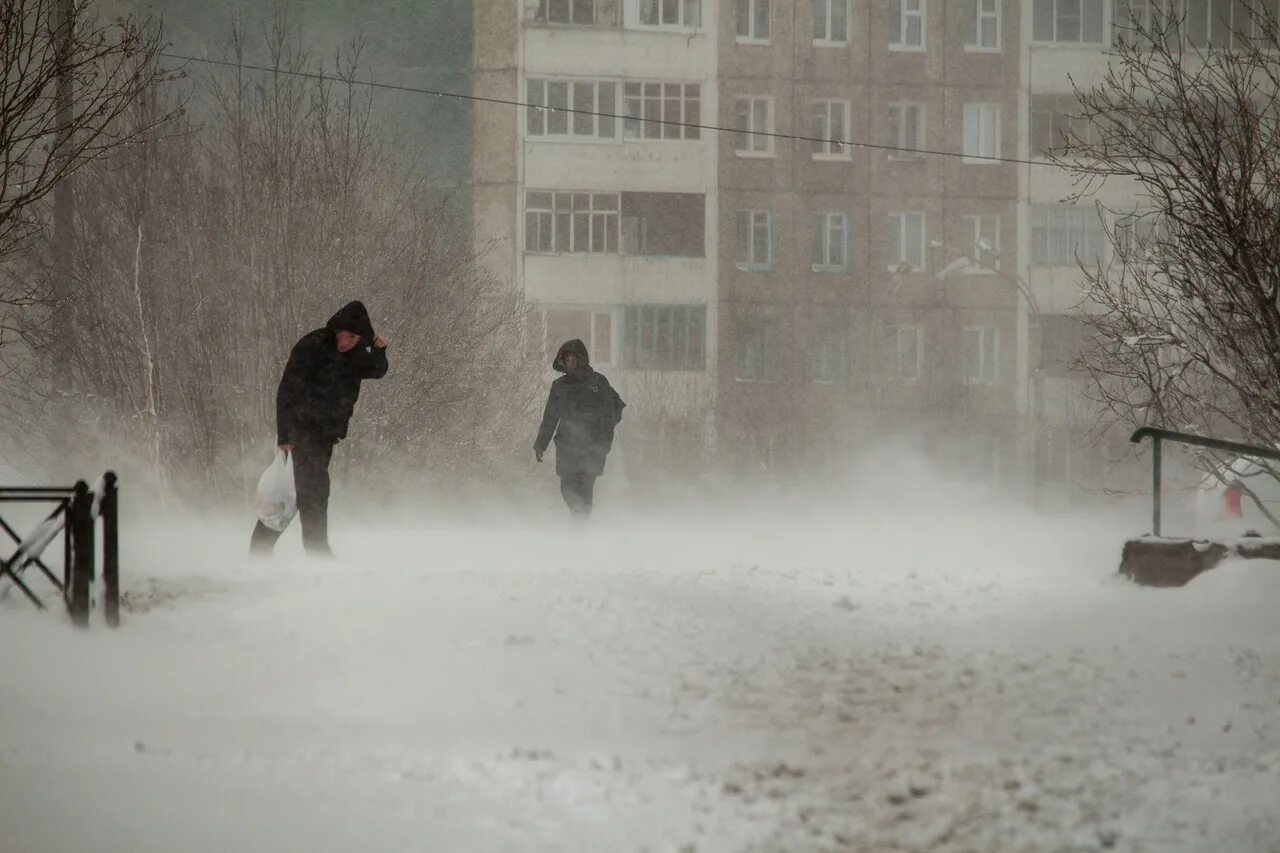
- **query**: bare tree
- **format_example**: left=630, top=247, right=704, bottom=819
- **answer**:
left=1053, top=2, right=1280, bottom=505
left=41, top=13, right=539, bottom=502
left=0, top=0, right=173, bottom=271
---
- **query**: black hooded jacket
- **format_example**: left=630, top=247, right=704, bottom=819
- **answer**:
left=534, top=339, right=626, bottom=476
left=276, top=301, right=389, bottom=446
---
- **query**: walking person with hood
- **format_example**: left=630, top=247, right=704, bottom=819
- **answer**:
left=250, top=301, right=389, bottom=556
left=534, top=339, right=626, bottom=518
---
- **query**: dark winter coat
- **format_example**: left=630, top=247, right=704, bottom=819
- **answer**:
left=276, top=301, right=389, bottom=446
left=534, top=339, right=626, bottom=477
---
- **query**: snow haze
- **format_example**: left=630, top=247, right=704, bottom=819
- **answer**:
left=3, top=482, right=1279, bottom=851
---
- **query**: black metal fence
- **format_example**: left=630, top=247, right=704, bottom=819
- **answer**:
left=0, top=473, right=120, bottom=627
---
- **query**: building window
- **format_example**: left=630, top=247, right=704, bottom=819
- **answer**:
left=620, top=193, right=706, bottom=257
left=533, top=0, right=620, bottom=26
left=735, top=0, right=771, bottom=40
left=1180, top=0, right=1279, bottom=49
left=962, top=327, right=998, bottom=385
left=623, top=305, right=707, bottom=370
left=526, top=79, right=617, bottom=140
left=811, top=99, right=850, bottom=158
left=637, top=0, right=702, bottom=28
left=546, top=309, right=614, bottom=364
left=733, top=97, right=774, bottom=155
left=962, top=103, right=1001, bottom=162
left=736, top=315, right=778, bottom=381
left=889, top=0, right=925, bottom=49
left=887, top=212, right=925, bottom=271
left=1030, top=205, right=1106, bottom=267
left=1039, top=314, right=1090, bottom=377
left=1113, top=212, right=1168, bottom=263
left=895, top=326, right=922, bottom=383
left=813, top=320, right=849, bottom=383
left=624, top=82, right=700, bottom=141
left=811, top=212, right=849, bottom=271
left=959, top=214, right=1000, bottom=269
left=1111, top=0, right=1173, bottom=46
left=1029, top=95, right=1097, bottom=157
left=887, top=102, right=925, bottom=159
left=735, top=209, right=774, bottom=270
left=1032, top=0, right=1105, bottom=43
left=812, top=0, right=848, bottom=43
left=965, top=0, right=1000, bottom=49
left=525, top=191, right=620, bottom=254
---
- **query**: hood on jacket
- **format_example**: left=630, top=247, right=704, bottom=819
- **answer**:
left=552, top=338, right=590, bottom=373
left=327, top=301, right=375, bottom=341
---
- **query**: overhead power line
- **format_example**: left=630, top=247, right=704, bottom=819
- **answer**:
left=160, top=51, right=1062, bottom=169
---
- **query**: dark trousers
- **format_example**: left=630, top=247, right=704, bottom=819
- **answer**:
left=559, top=474, right=597, bottom=518
left=250, top=436, right=335, bottom=556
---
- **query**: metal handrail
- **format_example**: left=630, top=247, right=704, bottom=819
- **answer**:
left=1130, top=427, right=1280, bottom=536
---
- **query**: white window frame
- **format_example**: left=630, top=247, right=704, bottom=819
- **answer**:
left=813, top=321, right=849, bottom=384
left=1030, top=205, right=1107, bottom=267
left=962, top=326, right=999, bottom=385
left=623, top=304, right=707, bottom=371
left=526, top=78, right=619, bottom=141
left=812, top=0, right=848, bottom=45
left=959, top=214, right=1000, bottom=271
left=965, top=0, right=1001, bottom=51
left=811, top=212, right=849, bottom=272
left=735, top=0, right=772, bottom=43
left=889, top=0, right=926, bottom=51
left=633, top=0, right=702, bottom=31
left=962, top=102, right=1001, bottom=163
left=533, top=0, right=621, bottom=26
left=811, top=99, right=851, bottom=159
left=524, top=191, right=620, bottom=255
left=545, top=307, right=616, bottom=366
left=735, top=315, right=777, bottom=382
left=887, top=211, right=926, bottom=272
left=887, top=102, right=925, bottom=160
left=623, top=82, right=701, bottom=141
left=894, top=325, right=923, bottom=384
left=1032, top=0, right=1106, bottom=44
left=734, top=96, right=775, bottom=156
left=736, top=209, right=775, bottom=271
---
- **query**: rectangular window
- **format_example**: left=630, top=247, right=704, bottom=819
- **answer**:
left=734, top=97, right=774, bottom=154
left=535, top=0, right=620, bottom=25
left=813, top=321, right=849, bottom=383
left=895, top=326, right=922, bottom=383
left=1182, top=0, right=1279, bottom=49
left=525, top=191, right=620, bottom=254
left=812, top=0, right=848, bottom=43
left=960, top=214, right=1000, bottom=269
left=887, top=212, right=925, bottom=271
left=735, top=0, right=771, bottom=40
left=962, top=327, right=998, bottom=385
left=527, top=79, right=617, bottom=140
left=546, top=309, right=615, bottom=365
left=1029, top=94, right=1100, bottom=157
left=1113, top=212, right=1167, bottom=262
left=735, top=209, right=774, bottom=270
left=623, top=82, right=700, bottom=141
left=638, top=0, right=703, bottom=28
left=811, top=212, right=849, bottom=271
left=889, top=0, right=925, bottom=49
left=623, top=305, right=707, bottom=371
left=965, top=0, right=1001, bottom=49
left=811, top=99, right=850, bottom=158
left=1111, top=0, right=1175, bottom=46
left=962, top=103, right=1001, bottom=161
left=620, top=192, right=705, bottom=257
left=1030, top=205, right=1106, bottom=266
left=887, top=102, right=925, bottom=159
left=736, top=315, right=778, bottom=381
left=1032, top=0, right=1105, bottom=43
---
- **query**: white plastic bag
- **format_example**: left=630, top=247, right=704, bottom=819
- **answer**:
left=254, top=451, right=297, bottom=532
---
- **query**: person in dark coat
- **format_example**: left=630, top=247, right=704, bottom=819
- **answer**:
left=250, top=301, right=389, bottom=556
left=534, top=339, right=626, bottom=517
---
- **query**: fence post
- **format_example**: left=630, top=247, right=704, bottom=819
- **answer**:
left=1152, top=436, right=1163, bottom=537
left=68, top=480, right=92, bottom=627
left=102, top=472, right=119, bottom=627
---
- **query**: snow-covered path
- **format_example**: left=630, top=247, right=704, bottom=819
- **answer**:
left=2, top=505, right=1278, bottom=852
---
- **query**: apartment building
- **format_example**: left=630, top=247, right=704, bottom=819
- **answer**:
left=474, top=1, right=1036, bottom=488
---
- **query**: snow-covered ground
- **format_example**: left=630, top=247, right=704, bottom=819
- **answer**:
left=2, top=497, right=1279, bottom=852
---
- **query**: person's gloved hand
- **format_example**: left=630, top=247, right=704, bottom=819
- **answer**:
left=535, top=448, right=543, bottom=463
